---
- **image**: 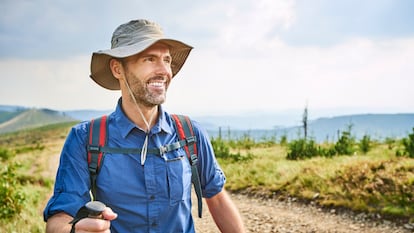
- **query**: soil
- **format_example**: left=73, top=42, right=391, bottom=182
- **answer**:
left=193, top=192, right=413, bottom=233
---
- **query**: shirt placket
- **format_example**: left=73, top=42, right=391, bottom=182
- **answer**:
left=144, top=144, right=160, bottom=232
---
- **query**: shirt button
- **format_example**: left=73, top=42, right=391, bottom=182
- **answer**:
left=152, top=222, right=157, bottom=227
left=149, top=195, right=155, bottom=200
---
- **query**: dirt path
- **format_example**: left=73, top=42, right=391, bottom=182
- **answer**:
left=193, top=193, right=413, bottom=233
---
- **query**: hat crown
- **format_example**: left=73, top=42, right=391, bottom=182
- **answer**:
left=111, top=19, right=164, bottom=49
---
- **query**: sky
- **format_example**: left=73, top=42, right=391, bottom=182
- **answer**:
left=1, top=0, right=414, bottom=119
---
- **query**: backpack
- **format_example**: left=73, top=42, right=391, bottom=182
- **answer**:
left=87, top=114, right=203, bottom=218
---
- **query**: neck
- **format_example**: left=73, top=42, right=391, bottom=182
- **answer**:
left=122, top=99, right=159, bottom=131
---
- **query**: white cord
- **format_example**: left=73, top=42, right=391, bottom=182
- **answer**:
left=124, top=78, right=157, bottom=166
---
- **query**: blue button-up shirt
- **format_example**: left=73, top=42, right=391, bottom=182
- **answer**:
left=44, top=100, right=226, bottom=233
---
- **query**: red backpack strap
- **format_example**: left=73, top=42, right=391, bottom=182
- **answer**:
left=87, top=115, right=108, bottom=200
left=171, top=114, right=197, bottom=161
left=171, top=114, right=203, bottom=218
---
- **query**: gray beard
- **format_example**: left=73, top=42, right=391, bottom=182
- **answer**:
left=126, top=74, right=167, bottom=108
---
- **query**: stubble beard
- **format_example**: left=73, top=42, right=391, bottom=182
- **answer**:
left=126, top=72, right=168, bottom=108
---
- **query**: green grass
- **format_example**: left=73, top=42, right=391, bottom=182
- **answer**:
left=0, top=122, right=75, bottom=233
left=1, top=122, right=413, bottom=231
left=0, top=184, right=50, bottom=233
left=220, top=144, right=414, bottom=221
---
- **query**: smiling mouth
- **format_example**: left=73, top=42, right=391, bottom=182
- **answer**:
left=148, top=81, right=165, bottom=87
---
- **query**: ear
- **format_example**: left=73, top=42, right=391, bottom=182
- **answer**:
left=109, top=58, right=123, bottom=80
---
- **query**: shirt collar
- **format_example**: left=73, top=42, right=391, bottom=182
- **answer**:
left=112, top=98, right=174, bottom=138
left=158, top=107, right=174, bottom=135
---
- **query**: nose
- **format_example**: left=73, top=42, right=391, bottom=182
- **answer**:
left=155, top=60, right=172, bottom=78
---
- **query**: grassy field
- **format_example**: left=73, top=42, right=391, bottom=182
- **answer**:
left=219, top=144, right=414, bottom=220
left=0, top=122, right=413, bottom=232
left=0, top=122, right=76, bottom=233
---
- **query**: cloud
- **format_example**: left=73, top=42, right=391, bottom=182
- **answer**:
left=0, top=56, right=119, bottom=110
left=191, top=0, right=296, bottom=57
left=1, top=0, right=122, bottom=58
left=277, top=0, right=414, bottom=46
left=166, top=36, right=414, bottom=115
left=1, top=0, right=413, bottom=116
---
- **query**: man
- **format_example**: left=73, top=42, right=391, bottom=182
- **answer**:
left=44, top=19, right=245, bottom=233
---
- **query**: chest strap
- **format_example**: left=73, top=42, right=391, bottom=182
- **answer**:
left=87, top=136, right=196, bottom=156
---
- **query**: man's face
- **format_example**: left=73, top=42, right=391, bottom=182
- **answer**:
left=121, top=43, right=173, bottom=107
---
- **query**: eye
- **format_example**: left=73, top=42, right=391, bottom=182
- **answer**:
left=144, top=56, right=155, bottom=62
left=164, top=56, right=172, bottom=64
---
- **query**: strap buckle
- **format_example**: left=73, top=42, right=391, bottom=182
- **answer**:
left=87, top=145, right=101, bottom=153
left=157, top=146, right=167, bottom=155
left=190, top=153, right=198, bottom=165
left=186, top=136, right=197, bottom=145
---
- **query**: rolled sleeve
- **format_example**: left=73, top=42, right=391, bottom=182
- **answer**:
left=43, top=123, right=92, bottom=221
left=43, top=191, right=88, bottom=220
left=192, top=121, right=226, bottom=198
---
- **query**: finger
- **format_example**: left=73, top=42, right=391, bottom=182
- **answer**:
left=102, top=207, right=118, bottom=221
left=75, top=217, right=111, bottom=232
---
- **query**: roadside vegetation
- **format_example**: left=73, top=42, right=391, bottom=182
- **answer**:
left=215, top=107, right=414, bottom=224
left=216, top=134, right=414, bottom=221
left=1, top=118, right=413, bottom=231
left=0, top=122, right=77, bottom=232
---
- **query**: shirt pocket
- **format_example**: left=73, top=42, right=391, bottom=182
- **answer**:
left=166, top=149, right=192, bottom=205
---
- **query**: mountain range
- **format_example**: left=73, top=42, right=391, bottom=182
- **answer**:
left=0, top=105, right=413, bottom=142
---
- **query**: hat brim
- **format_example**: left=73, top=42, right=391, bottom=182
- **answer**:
left=90, top=38, right=192, bottom=90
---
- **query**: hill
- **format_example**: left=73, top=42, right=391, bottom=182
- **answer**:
left=0, top=105, right=27, bottom=124
left=64, top=109, right=112, bottom=121
left=203, top=113, right=414, bottom=142
left=0, top=105, right=413, bottom=141
left=0, top=108, right=76, bottom=134
left=304, top=113, right=414, bottom=141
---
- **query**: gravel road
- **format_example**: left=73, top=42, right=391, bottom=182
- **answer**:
left=193, top=192, right=413, bottom=233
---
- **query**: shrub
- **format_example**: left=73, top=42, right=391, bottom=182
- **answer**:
left=401, top=128, right=414, bottom=158
left=211, top=137, right=253, bottom=162
left=0, top=147, right=15, bottom=161
left=211, top=137, right=231, bottom=158
left=286, top=138, right=319, bottom=160
left=235, top=133, right=255, bottom=150
left=335, top=127, right=355, bottom=155
left=279, top=134, right=288, bottom=146
left=0, top=163, right=26, bottom=219
left=359, top=134, right=371, bottom=154
left=318, top=146, right=337, bottom=158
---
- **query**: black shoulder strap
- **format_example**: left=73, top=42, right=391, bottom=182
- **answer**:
left=171, top=114, right=203, bottom=218
left=87, top=115, right=108, bottom=201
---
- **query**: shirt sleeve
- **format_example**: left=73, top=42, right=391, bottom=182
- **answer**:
left=43, top=122, right=92, bottom=221
left=192, top=120, right=226, bottom=198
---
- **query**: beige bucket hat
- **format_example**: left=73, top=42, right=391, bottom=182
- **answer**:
left=90, top=19, right=193, bottom=90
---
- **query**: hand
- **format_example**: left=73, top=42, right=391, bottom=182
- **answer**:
left=73, top=207, right=118, bottom=233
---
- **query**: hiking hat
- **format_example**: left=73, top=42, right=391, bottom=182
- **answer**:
left=90, top=19, right=193, bottom=90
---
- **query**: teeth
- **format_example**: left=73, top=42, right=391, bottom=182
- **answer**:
left=149, top=82, right=164, bottom=87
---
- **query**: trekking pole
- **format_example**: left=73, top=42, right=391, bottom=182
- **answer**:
left=69, top=201, right=107, bottom=232
left=85, top=201, right=106, bottom=219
